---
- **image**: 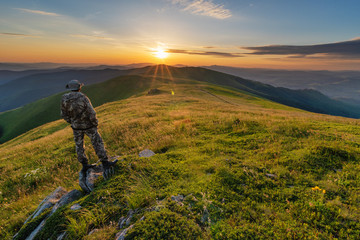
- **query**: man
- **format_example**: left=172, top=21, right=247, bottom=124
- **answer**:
left=61, top=79, right=117, bottom=179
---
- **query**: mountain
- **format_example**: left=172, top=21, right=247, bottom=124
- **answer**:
left=0, top=68, right=148, bottom=112
left=0, top=62, right=95, bottom=71
left=1, top=77, right=360, bottom=239
left=0, top=74, right=153, bottom=143
left=0, top=69, right=67, bottom=86
left=206, top=65, right=360, bottom=104
left=1, top=65, right=360, bottom=144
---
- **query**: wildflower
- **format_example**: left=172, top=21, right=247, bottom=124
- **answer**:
left=323, top=190, right=326, bottom=194
left=311, top=186, right=321, bottom=191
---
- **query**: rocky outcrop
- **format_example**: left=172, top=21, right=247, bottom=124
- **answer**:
left=13, top=188, right=82, bottom=240
left=23, top=187, right=67, bottom=225
left=139, top=149, right=155, bottom=158
left=79, top=164, right=104, bottom=193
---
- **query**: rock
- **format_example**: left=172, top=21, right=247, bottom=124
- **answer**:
left=79, top=164, right=104, bottom=193
left=171, top=195, right=184, bottom=202
left=147, top=88, right=161, bottom=95
left=16, top=188, right=82, bottom=240
left=139, top=149, right=155, bottom=158
left=56, top=232, right=67, bottom=240
left=118, top=216, right=126, bottom=229
left=265, top=173, right=278, bottom=178
left=24, top=187, right=68, bottom=224
left=201, top=206, right=210, bottom=224
left=70, top=203, right=82, bottom=210
left=25, top=219, right=47, bottom=240
left=51, top=190, right=82, bottom=214
left=118, top=209, right=135, bottom=229
left=88, top=229, right=99, bottom=235
left=115, top=225, right=134, bottom=240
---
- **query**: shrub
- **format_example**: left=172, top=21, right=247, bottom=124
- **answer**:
left=125, top=209, right=203, bottom=240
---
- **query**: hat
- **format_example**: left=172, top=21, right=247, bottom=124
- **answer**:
left=66, top=79, right=84, bottom=91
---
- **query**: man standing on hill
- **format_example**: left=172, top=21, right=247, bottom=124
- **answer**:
left=61, top=79, right=117, bottom=179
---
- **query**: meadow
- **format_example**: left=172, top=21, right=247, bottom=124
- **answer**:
left=1, top=78, right=360, bottom=239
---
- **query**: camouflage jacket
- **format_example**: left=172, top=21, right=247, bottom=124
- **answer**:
left=61, top=92, right=98, bottom=130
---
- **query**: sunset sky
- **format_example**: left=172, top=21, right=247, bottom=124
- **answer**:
left=1, top=0, right=360, bottom=70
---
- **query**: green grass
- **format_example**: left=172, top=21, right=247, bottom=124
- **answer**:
left=1, top=78, right=360, bottom=239
left=0, top=75, right=154, bottom=143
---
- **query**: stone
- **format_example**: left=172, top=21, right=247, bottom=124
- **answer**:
left=265, top=173, right=278, bottom=178
left=118, top=216, right=126, bottom=229
left=88, top=229, right=99, bottom=235
left=24, top=187, right=68, bottom=224
left=139, top=149, right=155, bottom=158
left=171, top=195, right=184, bottom=202
left=115, top=225, right=134, bottom=240
left=201, top=206, right=210, bottom=224
left=118, top=209, right=135, bottom=229
left=25, top=219, right=47, bottom=240
left=17, top=188, right=81, bottom=240
left=79, top=164, right=104, bottom=193
left=51, top=190, right=82, bottom=214
left=56, top=232, right=67, bottom=240
left=147, top=88, right=161, bottom=95
left=70, top=203, right=82, bottom=210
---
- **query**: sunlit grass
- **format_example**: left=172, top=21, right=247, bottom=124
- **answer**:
left=1, top=81, right=360, bottom=238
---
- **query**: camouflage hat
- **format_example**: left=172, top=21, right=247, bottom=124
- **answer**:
left=66, top=79, right=84, bottom=91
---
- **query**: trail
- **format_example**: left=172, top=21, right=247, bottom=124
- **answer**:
left=198, top=88, right=238, bottom=106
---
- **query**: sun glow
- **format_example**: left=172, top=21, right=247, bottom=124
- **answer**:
left=151, top=46, right=169, bottom=59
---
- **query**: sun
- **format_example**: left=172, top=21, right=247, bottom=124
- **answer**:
left=151, top=46, right=169, bottom=59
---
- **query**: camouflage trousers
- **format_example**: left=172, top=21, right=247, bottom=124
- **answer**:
left=73, top=127, right=108, bottom=164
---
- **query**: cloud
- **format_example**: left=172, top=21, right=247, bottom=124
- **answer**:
left=168, top=49, right=243, bottom=57
left=70, top=34, right=114, bottom=41
left=14, top=8, right=61, bottom=16
left=171, top=0, right=232, bottom=19
left=0, top=32, right=38, bottom=38
left=242, top=38, right=360, bottom=58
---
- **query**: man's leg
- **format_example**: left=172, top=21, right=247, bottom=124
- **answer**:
left=85, top=127, right=108, bottom=161
left=73, top=129, right=88, bottom=164
left=86, top=127, right=118, bottom=179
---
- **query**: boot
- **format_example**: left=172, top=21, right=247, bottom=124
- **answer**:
left=102, top=159, right=118, bottom=179
left=81, top=163, right=96, bottom=173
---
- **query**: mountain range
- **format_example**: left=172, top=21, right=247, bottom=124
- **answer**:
left=206, top=65, right=360, bottom=105
left=1, top=65, right=360, bottom=144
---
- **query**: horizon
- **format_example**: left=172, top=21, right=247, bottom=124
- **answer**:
left=1, top=0, right=360, bottom=70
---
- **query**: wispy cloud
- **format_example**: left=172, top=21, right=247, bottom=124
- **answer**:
left=70, top=34, right=114, bottom=41
left=168, top=49, right=243, bottom=57
left=171, top=0, right=232, bottom=19
left=0, top=32, right=38, bottom=38
left=242, top=38, right=360, bottom=59
left=14, top=8, right=61, bottom=16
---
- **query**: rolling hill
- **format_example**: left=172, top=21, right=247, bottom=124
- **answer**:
left=1, top=75, right=360, bottom=239
left=1, top=65, right=360, bottom=144
left=206, top=65, right=360, bottom=105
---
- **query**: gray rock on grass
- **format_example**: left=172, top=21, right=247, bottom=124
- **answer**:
left=14, top=188, right=82, bottom=240
left=139, top=149, right=155, bottom=158
left=79, top=164, right=104, bottom=193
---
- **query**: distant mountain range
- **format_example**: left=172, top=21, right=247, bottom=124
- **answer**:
left=206, top=65, right=360, bottom=105
left=0, top=62, right=154, bottom=71
left=1, top=65, right=360, bottom=143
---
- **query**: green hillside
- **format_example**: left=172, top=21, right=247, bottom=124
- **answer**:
left=0, top=75, right=152, bottom=143
left=2, top=65, right=360, bottom=144
left=1, top=76, right=360, bottom=239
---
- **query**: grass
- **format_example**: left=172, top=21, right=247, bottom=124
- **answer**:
left=1, top=78, right=360, bottom=239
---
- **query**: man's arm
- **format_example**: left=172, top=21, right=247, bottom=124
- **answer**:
left=84, top=96, right=98, bottom=127
left=60, top=99, right=72, bottom=124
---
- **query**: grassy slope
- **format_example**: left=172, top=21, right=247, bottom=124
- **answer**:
left=0, top=75, right=153, bottom=143
left=2, top=65, right=360, bottom=144
left=1, top=78, right=360, bottom=239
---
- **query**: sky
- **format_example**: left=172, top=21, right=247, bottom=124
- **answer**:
left=0, top=0, right=360, bottom=70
